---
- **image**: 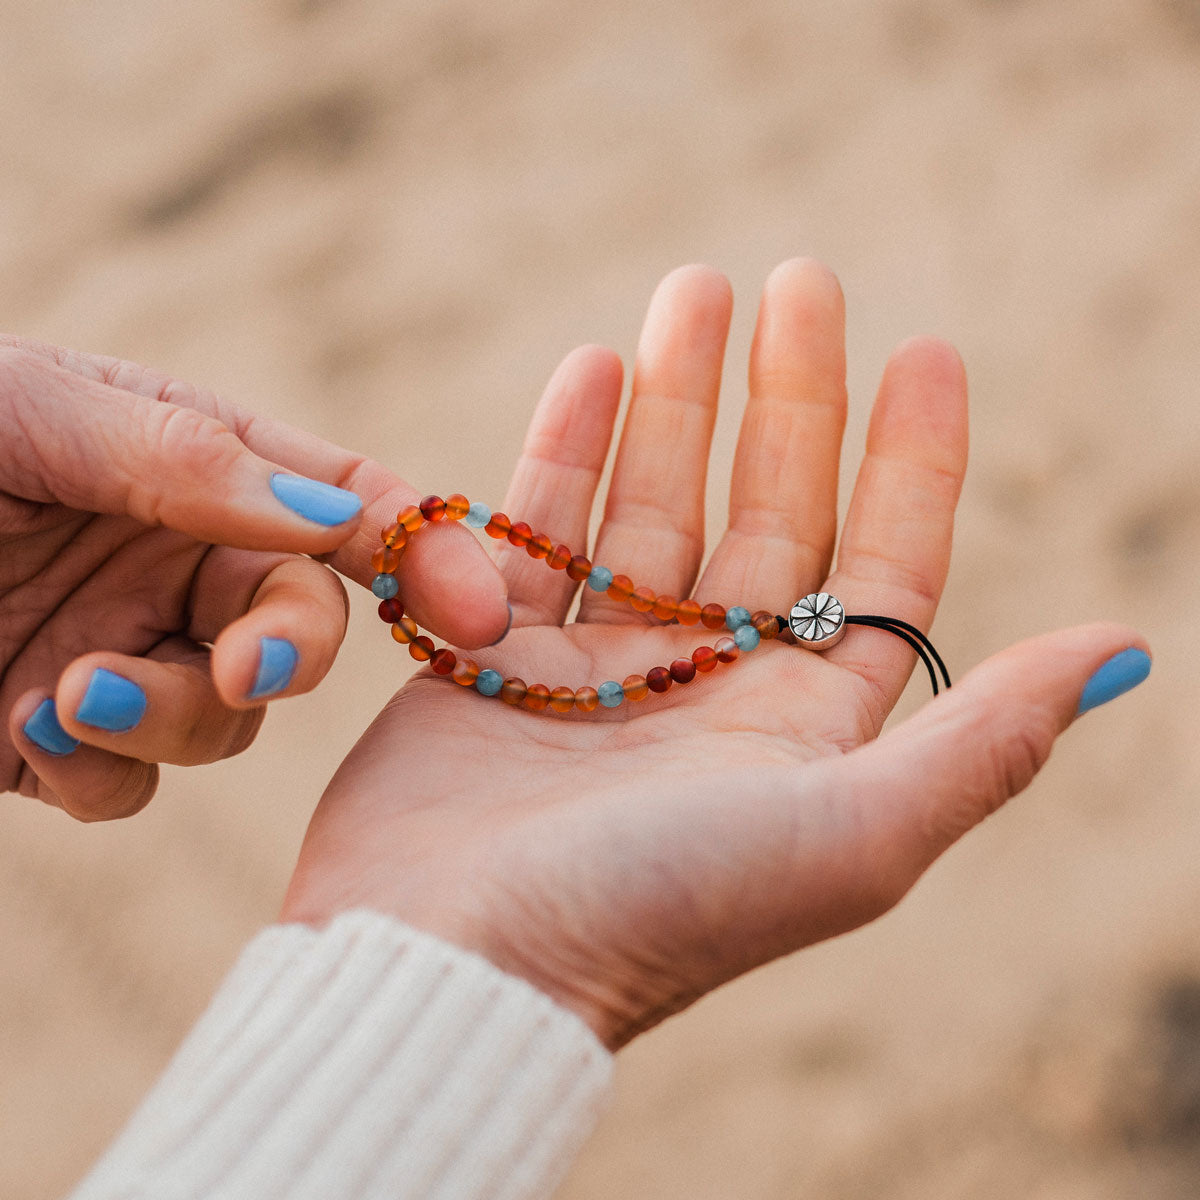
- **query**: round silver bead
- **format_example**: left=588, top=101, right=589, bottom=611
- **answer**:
left=788, top=592, right=846, bottom=649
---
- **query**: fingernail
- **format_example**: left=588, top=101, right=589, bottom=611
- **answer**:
left=22, top=698, right=79, bottom=756
left=486, top=602, right=513, bottom=647
left=1077, top=648, right=1152, bottom=716
left=270, top=473, right=362, bottom=526
left=248, top=637, right=299, bottom=699
left=76, top=668, right=147, bottom=733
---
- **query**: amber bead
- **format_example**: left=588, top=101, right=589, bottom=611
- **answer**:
left=371, top=546, right=401, bottom=574
left=700, top=603, right=727, bottom=630
left=398, top=504, right=425, bottom=532
left=629, top=586, right=656, bottom=613
left=430, top=648, right=457, bottom=675
left=549, top=686, right=576, bottom=712
left=691, top=645, right=718, bottom=673
left=646, top=666, right=673, bottom=693
left=391, top=617, right=419, bottom=644
left=606, top=574, right=634, bottom=601
left=485, top=512, right=512, bottom=539
left=419, top=495, right=446, bottom=521
left=377, top=597, right=404, bottom=624
left=752, top=610, right=780, bottom=640
left=522, top=683, right=551, bottom=712
left=714, top=636, right=740, bottom=663
left=526, top=533, right=553, bottom=559
left=574, top=686, right=599, bottom=712
left=676, top=599, right=701, bottom=625
left=651, top=595, right=679, bottom=621
left=614, top=673, right=643, bottom=701
left=444, top=493, right=470, bottom=520
left=507, top=521, right=533, bottom=547
left=451, top=658, right=480, bottom=686
left=381, top=523, right=408, bottom=550
left=501, top=677, right=528, bottom=706
left=670, top=657, right=697, bottom=684
left=409, top=635, right=434, bottom=662
left=566, top=554, right=592, bottom=582
left=547, top=543, right=572, bottom=570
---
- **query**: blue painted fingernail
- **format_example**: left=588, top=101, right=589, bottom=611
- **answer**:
left=22, top=698, right=79, bottom=756
left=1077, top=648, right=1151, bottom=715
left=486, top=602, right=513, bottom=647
left=248, top=637, right=299, bottom=699
left=270, top=473, right=362, bottom=526
left=76, top=668, right=147, bottom=733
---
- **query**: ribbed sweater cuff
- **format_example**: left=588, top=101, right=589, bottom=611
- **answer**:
left=69, top=910, right=613, bottom=1200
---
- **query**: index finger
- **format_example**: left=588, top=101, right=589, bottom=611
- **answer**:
left=1, top=336, right=510, bottom=648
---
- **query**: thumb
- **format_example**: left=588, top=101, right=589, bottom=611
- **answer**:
left=1, top=348, right=362, bottom=552
left=845, top=622, right=1152, bottom=882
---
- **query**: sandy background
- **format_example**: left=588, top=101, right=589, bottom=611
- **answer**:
left=0, top=0, right=1197, bottom=1196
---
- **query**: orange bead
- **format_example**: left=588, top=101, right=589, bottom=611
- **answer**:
left=549, top=686, right=575, bottom=712
left=452, top=658, right=480, bottom=686
left=574, top=686, right=599, bottom=712
left=670, top=657, right=697, bottom=684
left=430, top=648, right=457, bottom=675
left=371, top=545, right=401, bottom=573
left=606, top=574, right=634, bottom=602
left=523, top=683, right=551, bottom=712
left=391, top=617, right=419, bottom=644
left=507, top=521, right=533, bottom=548
left=651, top=595, right=679, bottom=621
left=444, top=493, right=470, bottom=520
left=526, top=533, right=553, bottom=559
left=566, top=554, right=592, bottom=582
left=629, top=586, right=656, bottom=613
left=419, top=495, right=446, bottom=521
left=646, top=666, right=672, bottom=693
left=501, top=677, right=528, bottom=706
left=409, top=635, right=434, bottom=662
left=752, top=610, right=780, bottom=640
left=622, top=674, right=649, bottom=701
left=714, top=636, right=739, bottom=663
left=398, top=504, right=424, bottom=532
left=381, top=523, right=408, bottom=550
left=700, top=603, right=727, bottom=630
left=485, top=512, right=512, bottom=539
left=691, top=645, right=718, bottom=673
left=547, top=544, right=572, bottom=570
left=676, top=599, right=701, bottom=625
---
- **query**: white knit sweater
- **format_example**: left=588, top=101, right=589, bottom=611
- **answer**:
left=68, top=911, right=614, bottom=1200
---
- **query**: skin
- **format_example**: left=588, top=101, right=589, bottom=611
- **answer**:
left=0, top=337, right=508, bottom=819
left=279, top=260, right=1148, bottom=1050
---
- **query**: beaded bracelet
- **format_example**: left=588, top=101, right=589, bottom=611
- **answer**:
left=370, top=494, right=950, bottom=714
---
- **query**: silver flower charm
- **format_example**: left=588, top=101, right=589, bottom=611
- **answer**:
left=788, top=592, right=846, bottom=649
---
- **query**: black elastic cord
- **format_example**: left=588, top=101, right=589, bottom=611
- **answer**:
left=776, top=612, right=952, bottom=697
left=845, top=616, right=948, bottom=695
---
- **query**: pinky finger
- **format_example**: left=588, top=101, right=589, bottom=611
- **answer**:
left=11, top=691, right=159, bottom=821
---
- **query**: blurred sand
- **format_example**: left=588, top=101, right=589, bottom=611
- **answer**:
left=0, top=0, right=1198, bottom=1196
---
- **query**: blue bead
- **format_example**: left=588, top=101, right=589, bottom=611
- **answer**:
left=587, top=566, right=614, bottom=592
left=464, top=502, right=491, bottom=529
left=597, top=680, right=624, bottom=707
left=726, top=605, right=752, bottom=630
left=475, top=669, right=503, bottom=696
left=371, top=573, right=400, bottom=600
left=734, top=623, right=760, bottom=652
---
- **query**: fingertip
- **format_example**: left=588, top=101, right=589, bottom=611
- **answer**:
left=886, top=336, right=967, bottom=392
left=764, top=258, right=845, bottom=313
left=654, top=263, right=734, bottom=314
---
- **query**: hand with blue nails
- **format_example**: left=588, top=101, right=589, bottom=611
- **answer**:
left=282, top=261, right=1150, bottom=1051
left=0, top=337, right=509, bottom=820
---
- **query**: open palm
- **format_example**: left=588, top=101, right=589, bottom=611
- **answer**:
left=283, top=260, right=1142, bottom=1049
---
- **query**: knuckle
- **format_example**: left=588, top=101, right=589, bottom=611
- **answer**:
left=62, top=764, right=158, bottom=822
